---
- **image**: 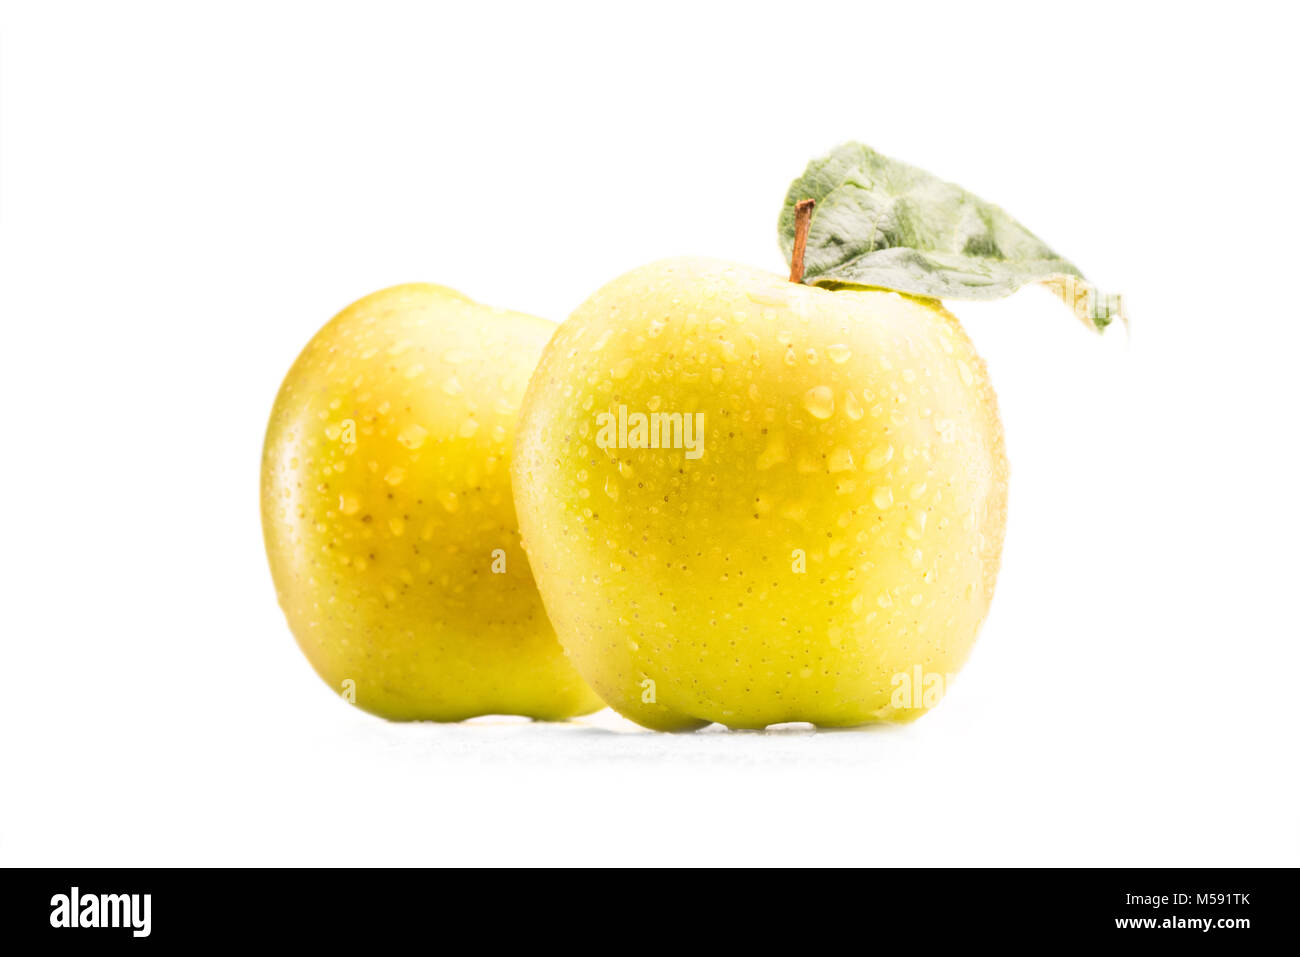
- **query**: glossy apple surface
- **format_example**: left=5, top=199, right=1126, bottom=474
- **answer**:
left=513, top=258, right=1007, bottom=730
left=263, top=283, right=603, bottom=720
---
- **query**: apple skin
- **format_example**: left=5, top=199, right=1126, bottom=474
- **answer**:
left=513, top=258, right=1008, bottom=731
left=262, top=283, right=604, bottom=721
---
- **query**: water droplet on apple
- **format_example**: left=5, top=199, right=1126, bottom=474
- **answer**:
left=397, top=424, right=427, bottom=450
left=827, top=447, right=855, bottom=472
left=844, top=391, right=864, bottom=421
left=864, top=444, right=894, bottom=471
left=803, top=385, right=835, bottom=419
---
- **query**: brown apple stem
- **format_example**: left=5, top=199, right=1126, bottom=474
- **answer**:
left=788, top=199, right=815, bottom=284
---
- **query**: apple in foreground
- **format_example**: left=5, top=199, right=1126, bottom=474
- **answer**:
left=512, top=258, right=1008, bottom=730
left=262, top=283, right=603, bottom=721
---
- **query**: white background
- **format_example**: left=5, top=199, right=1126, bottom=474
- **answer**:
left=2, top=1, right=1297, bottom=866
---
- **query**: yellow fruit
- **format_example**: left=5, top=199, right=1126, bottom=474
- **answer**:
left=513, top=258, right=1007, bottom=731
left=262, top=283, right=603, bottom=721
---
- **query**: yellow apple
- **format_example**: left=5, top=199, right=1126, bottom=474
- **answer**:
left=513, top=258, right=1008, bottom=730
left=262, top=283, right=604, bottom=721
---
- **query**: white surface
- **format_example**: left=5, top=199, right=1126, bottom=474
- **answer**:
left=1, top=0, right=1297, bottom=866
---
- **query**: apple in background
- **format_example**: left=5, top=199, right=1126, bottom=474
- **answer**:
left=512, top=258, right=1007, bottom=731
left=262, top=283, right=603, bottom=721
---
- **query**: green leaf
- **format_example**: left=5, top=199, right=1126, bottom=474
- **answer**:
left=778, top=143, right=1125, bottom=332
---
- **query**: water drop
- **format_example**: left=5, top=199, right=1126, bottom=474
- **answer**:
left=827, top=447, right=855, bottom=472
left=844, top=391, right=864, bottom=421
left=864, top=444, right=894, bottom=471
left=397, top=424, right=428, bottom=450
left=803, top=385, right=835, bottom=419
